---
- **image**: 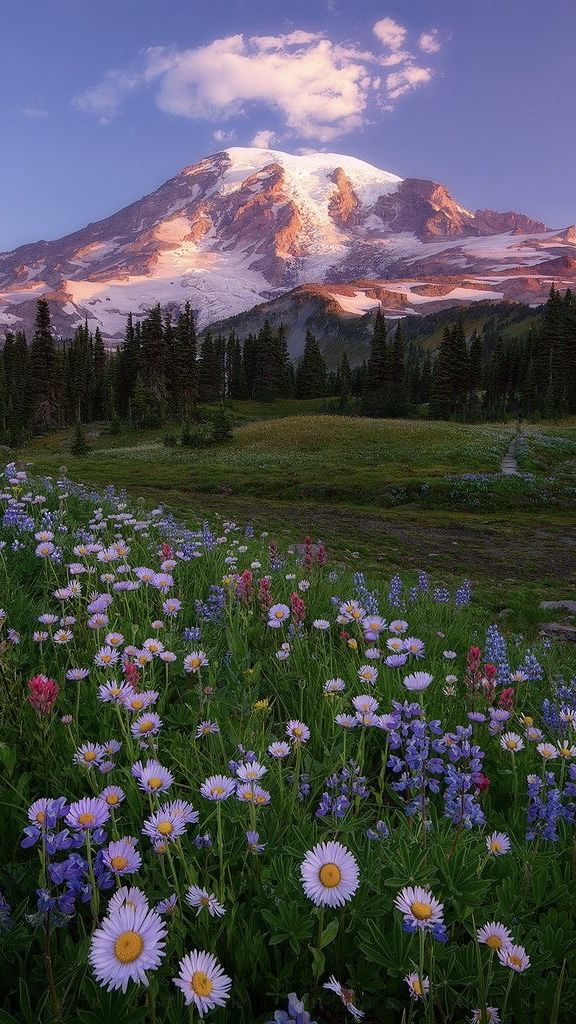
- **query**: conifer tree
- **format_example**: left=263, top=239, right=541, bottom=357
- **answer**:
left=296, top=330, right=326, bottom=398
left=387, top=323, right=408, bottom=416
left=29, top=299, right=59, bottom=431
left=362, top=310, right=388, bottom=416
left=92, top=326, right=106, bottom=419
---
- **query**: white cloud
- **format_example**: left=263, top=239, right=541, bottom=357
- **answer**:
left=373, top=17, right=407, bottom=51
left=386, top=66, right=432, bottom=99
left=250, top=129, right=277, bottom=149
left=149, top=33, right=378, bottom=141
left=20, top=106, right=49, bottom=118
left=74, top=24, right=441, bottom=140
left=72, top=68, right=141, bottom=124
left=213, top=128, right=236, bottom=143
left=419, top=30, right=441, bottom=54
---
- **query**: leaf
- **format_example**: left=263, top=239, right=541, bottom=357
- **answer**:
left=310, top=946, right=325, bottom=978
left=320, top=918, right=339, bottom=949
left=18, top=979, right=34, bottom=1024
left=0, top=742, right=16, bottom=776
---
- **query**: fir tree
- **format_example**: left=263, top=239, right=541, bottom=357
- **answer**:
left=362, top=310, right=388, bottom=417
left=387, top=323, right=408, bottom=416
left=29, top=299, right=59, bottom=431
left=296, top=330, right=326, bottom=398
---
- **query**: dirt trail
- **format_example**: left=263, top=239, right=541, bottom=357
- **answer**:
left=501, top=433, right=521, bottom=475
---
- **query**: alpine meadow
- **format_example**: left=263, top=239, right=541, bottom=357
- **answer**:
left=1, top=3, right=576, bottom=1023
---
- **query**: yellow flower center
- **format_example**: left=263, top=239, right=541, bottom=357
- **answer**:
left=486, top=935, right=502, bottom=950
left=242, top=790, right=254, bottom=801
left=489, top=841, right=502, bottom=853
left=106, top=794, right=119, bottom=805
left=110, top=688, right=121, bottom=697
left=274, top=610, right=284, bottom=619
left=158, top=821, right=173, bottom=835
left=148, top=777, right=163, bottom=790
left=84, top=751, right=96, bottom=762
left=190, top=658, right=200, bottom=668
left=191, top=971, right=214, bottom=997
left=319, top=863, right=342, bottom=888
left=559, top=747, right=571, bottom=757
left=212, top=786, right=224, bottom=797
left=77, top=812, right=95, bottom=826
left=412, top=978, right=423, bottom=996
left=114, top=930, right=144, bottom=964
left=293, top=727, right=303, bottom=737
left=131, top=700, right=144, bottom=710
left=200, top=896, right=210, bottom=906
left=509, top=954, right=523, bottom=968
left=36, top=811, right=46, bottom=824
left=411, top=901, right=432, bottom=921
left=111, top=856, right=128, bottom=871
left=139, top=720, right=154, bottom=733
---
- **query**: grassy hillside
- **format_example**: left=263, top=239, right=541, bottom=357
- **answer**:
left=201, top=299, right=543, bottom=366
left=12, top=406, right=576, bottom=600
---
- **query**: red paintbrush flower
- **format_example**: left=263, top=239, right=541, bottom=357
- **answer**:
left=27, top=675, right=59, bottom=714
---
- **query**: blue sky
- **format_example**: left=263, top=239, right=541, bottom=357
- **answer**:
left=2, top=0, right=575, bottom=250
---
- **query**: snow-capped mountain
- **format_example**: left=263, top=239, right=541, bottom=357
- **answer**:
left=1, top=146, right=575, bottom=339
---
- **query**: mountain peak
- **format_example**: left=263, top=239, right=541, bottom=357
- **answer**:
left=0, top=146, right=572, bottom=340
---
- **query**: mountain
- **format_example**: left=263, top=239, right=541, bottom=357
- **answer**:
left=1, top=147, right=575, bottom=340
left=201, top=289, right=542, bottom=366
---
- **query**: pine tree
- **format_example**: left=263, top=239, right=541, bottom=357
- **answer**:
left=171, top=303, right=198, bottom=419
left=387, top=323, right=408, bottom=416
left=296, top=330, right=326, bottom=398
left=362, top=310, right=388, bottom=417
left=140, top=304, right=166, bottom=423
left=116, top=313, right=140, bottom=421
left=468, top=329, right=482, bottom=380
left=420, top=351, right=432, bottom=404
left=92, top=326, right=106, bottom=419
left=70, top=421, right=89, bottom=458
left=429, top=327, right=453, bottom=419
left=199, top=335, right=221, bottom=403
left=29, top=299, right=59, bottom=431
left=227, top=332, right=248, bottom=399
left=338, top=352, right=352, bottom=397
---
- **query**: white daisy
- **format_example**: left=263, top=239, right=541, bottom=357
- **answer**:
left=300, top=841, right=359, bottom=908
left=173, top=949, right=232, bottom=1016
left=89, top=904, right=166, bottom=993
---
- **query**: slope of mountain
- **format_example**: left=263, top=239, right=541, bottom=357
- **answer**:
left=0, top=147, right=574, bottom=340
left=203, top=290, right=541, bottom=367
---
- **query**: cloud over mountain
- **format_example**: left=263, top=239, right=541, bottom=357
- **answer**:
left=73, top=22, right=441, bottom=141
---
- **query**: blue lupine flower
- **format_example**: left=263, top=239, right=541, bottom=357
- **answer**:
left=267, top=992, right=317, bottom=1024
left=352, top=571, right=379, bottom=615
left=388, top=574, right=403, bottom=608
left=485, top=624, right=510, bottom=685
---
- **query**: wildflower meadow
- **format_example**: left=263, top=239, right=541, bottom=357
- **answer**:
left=1, top=460, right=575, bottom=1023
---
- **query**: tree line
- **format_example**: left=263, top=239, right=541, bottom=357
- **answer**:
left=0, top=287, right=574, bottom=445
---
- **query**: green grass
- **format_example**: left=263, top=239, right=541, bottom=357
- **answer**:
left=12, top=407, right=576, bottom=604
left=18, top=414, right=515, bottom=492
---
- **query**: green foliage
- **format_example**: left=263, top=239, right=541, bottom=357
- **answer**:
left=70, top=422, right=89, bottom=458
left=1, top=465, right=576, bottom=1021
